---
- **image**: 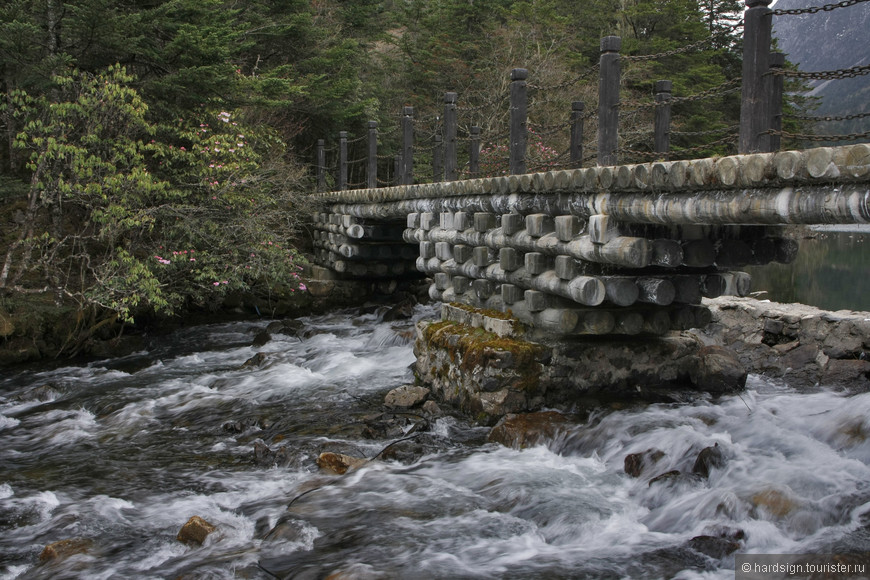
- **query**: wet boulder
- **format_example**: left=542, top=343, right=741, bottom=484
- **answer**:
left=487, top=411, right=571, bottom=449
left=692, top=443, right=726, bottom=478
left=624, top=448, right=666, bottom=478
left=384, top=385, right=430, bottom=409
left=177, top=515, right=217, bottom=546
left=648, top=470, right=685, bottom=487
left=251, top=330, right=271, bottom=347
left=689, top=346, right=747, bottom=394
left=240, top=352, right=268, bottom=369
left=253, top=441, right=295, bottom=468
left=39, top=538, right=93, bottom=562
left=316, top=452, right=368, bottom=475
left=686, top=534, right=742, bottom=559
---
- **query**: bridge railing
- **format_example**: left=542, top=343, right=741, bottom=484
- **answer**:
left=313, top=0, right=869, bottom=192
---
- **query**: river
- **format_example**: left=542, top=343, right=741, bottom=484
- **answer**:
left=1, top=302, right=869, bottom=579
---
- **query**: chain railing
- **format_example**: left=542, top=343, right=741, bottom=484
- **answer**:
left=313, top=0, right=868, bottom=192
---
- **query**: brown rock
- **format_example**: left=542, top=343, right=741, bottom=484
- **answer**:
left=624, top=448, right=666, bottom=478
left=487, top=411, right=570, bottom=448
left=690, top=346, right=747, bottom=393
left=822, top=358, right=870, bottom=386
left=384, top=385, right=430, bottom=409
left=648, top=470, right=683, bottom=487
left=751, top=487, right=799, bottom=518
left=39, top=538, right=93, bottom=561
left=177, top=516, right=217, bottom=546
left=316, top=452, right=368, bottom=475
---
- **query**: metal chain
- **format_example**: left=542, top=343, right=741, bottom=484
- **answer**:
left=527, top=64, right=600, bottom=93
left=770, top=63, right=870, bottom=80
left=671, top=124, right=739, bottom=137
left=772, top=0, right=870, bottom=15
left=621, top=21, right=744, bottom=63
left=764, top=128, right=870, bottom=141
left=786, top=111, right=870, bottom=122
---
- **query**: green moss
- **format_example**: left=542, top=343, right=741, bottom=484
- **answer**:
left=421, top=314, right=546, bottom=393
left=448, top=301, right=515, bottom=321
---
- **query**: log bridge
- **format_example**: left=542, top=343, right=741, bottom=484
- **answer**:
left=310, top=144, right=870, bottom=338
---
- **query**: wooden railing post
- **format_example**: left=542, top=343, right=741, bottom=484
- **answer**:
left=509, top=68, right=528, bottom=175
left=469, top=125, right=481, bottom=178
left=444, top=92, right=458, bottom=181
left=433, top=134, right=443, bottom=182
left=317, top=138, right=325, bottom=191
left=654, top=80, right=673, bottom=158
left=598, top=36, right=621, bottom=166
left=338, top=131, right=348, bottom=190
left=367, top=121, right=378, bottom=188
left=739, top=0, right=773, bottom=153
left=401, top=106, right=414, bottom=185
left=768, top=52, right=785, bottom=152
left=570, top=101, right=585, bottom=167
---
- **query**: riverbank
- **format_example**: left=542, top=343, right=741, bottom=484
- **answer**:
left=0, top=266, right=405, bottom=367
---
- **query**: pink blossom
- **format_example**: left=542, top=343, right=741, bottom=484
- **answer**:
left=298, top=283, right=307, bottom=291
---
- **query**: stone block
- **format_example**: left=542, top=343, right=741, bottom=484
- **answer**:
left=525, top=290, right=548, bottom=312
left=500, top=247, right=521, bottom=271
left=435, top=241, right=453, bottom=261
left=501, top=213, right=524, bottom=235
left=407, top=212, right=420, bottom=229
left=555, top=215, right=581, bottom=242
left=419, top=241, right=435, bottom=259
left=420, top=212, right=437, bottom=231
left=453, top=244, right=472, bottom=263
left=473, top=279, right=494, bottom=299
left=525, top=214, right=554, bottom=237
left=524, top=252, right=549, bottom=275
left=554, top=255, right=577, bottom=280
left=433, top=272, right=451, bottom=290
left=473, top=246, right=494, bottom=267
left=454, top=211, right=471, bottom=231
left=452, top=275, right=470, bottom=293
left=502, top=283, right=524, bottom=304
left=474, top=212, right=497, bottom=232
left=440, top=212, right=455, bottom=230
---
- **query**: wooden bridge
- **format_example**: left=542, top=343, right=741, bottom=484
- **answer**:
left=306, top=0, right=870, bottom=337
left=310, top=144, right=869, bottom=336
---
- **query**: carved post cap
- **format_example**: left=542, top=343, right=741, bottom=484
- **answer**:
left=368, top=120, right=377, bottom=129
left=470, top=126, right=481, bottom=136
left=445, top=92, right=457, bottom=103
left=403, top=106, right=414, bottom=116
left=572, top=101, right=585, bottom=112
left=317, top=139, right=325, bottom=146
left=511, top=68, right=528, bottom=81
left=770, top=52, right=785, bottom=67
left=745, top=0, right=771, bottom=6
left=654, top=80, right=673, bottom=93
left=339, top=131, right=348, bottom=138
left=600, top=36, right=622, bottom=53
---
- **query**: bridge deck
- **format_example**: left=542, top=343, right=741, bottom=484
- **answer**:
left=309, top=145, right=870, bottom=337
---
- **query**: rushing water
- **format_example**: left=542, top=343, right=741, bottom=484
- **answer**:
left=1, top=305, right=869, bottom=579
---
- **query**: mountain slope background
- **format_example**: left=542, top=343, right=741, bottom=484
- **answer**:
left=772, top=0, right=870, bottom=140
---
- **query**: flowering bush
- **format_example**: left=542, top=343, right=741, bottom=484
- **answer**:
left=1, top=65, right=308, bottom=323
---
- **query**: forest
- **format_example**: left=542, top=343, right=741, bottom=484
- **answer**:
left=0, top=0, right=811, bottom=358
